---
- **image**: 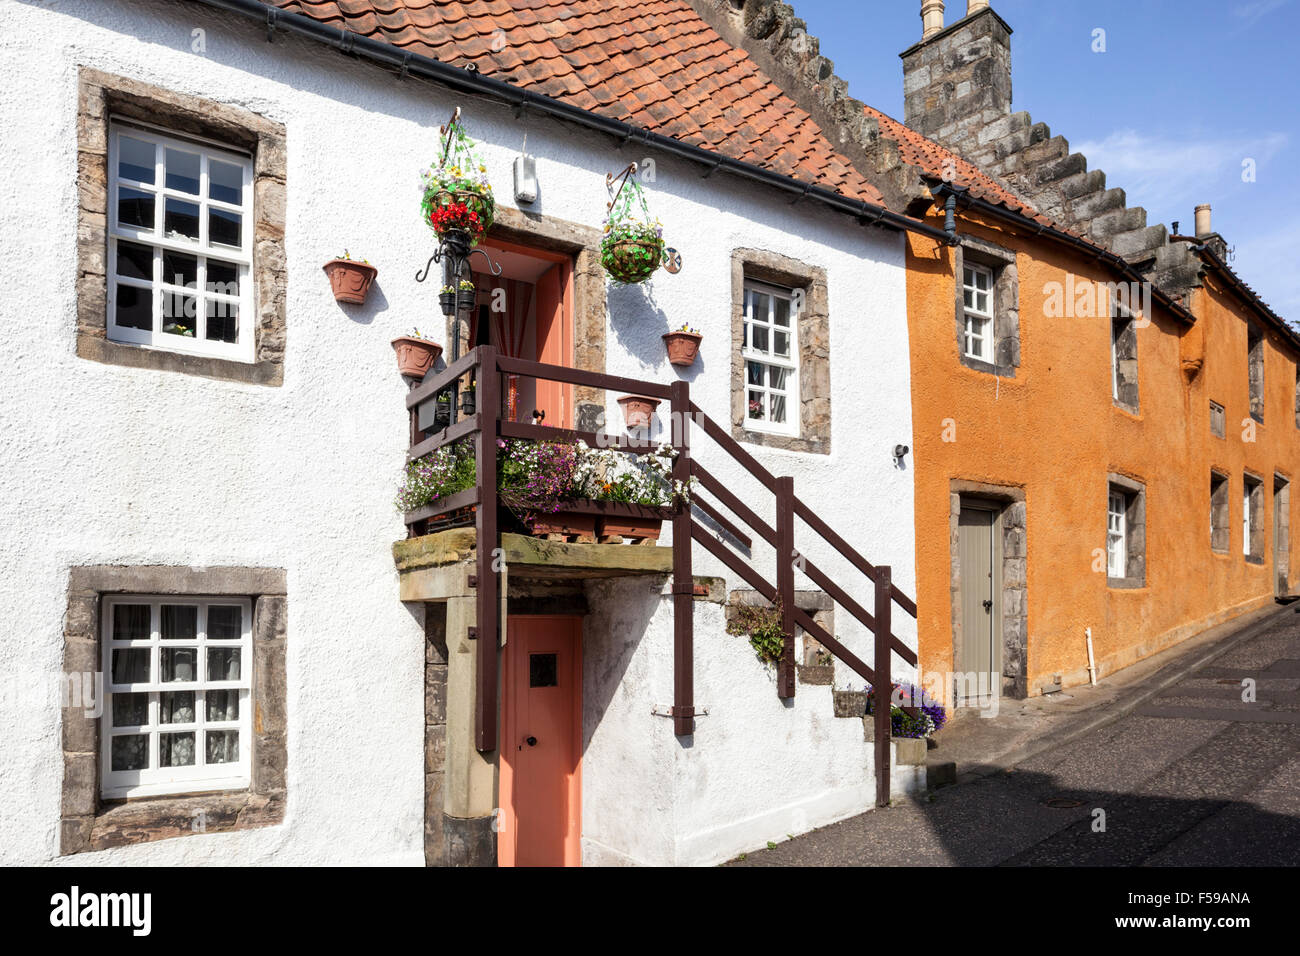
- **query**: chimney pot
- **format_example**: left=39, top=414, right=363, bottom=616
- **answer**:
left=967, top=0, right=990, bottom=13
left=1195, top=204, right=1212, bottom=238
left=922, top=0, right=945, bottom=40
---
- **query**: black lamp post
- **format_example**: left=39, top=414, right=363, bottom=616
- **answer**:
left=416, top=227, right=502, bottom=425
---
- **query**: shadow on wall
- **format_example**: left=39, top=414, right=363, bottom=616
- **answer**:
left=579, top=576, right=664, bottom=760
left=608, top=281, right=670, bottom=367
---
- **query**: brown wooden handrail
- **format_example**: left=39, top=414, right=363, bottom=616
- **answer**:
left=793, top=495, right=919, bottom=619
left=496, top=355, right=674, bottom=400
left=399, top=347, right=919, bottom=804
left=406, top=347, right=483, bottom=409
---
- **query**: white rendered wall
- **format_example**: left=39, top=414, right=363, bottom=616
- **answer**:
left=581, top=579, right=926, bottom=867
left=0, top=0, right=916, bottom=864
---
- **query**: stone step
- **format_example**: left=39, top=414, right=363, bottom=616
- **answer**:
left=1057, top=168, right=1107, bottom=200
left=1069, top=186, right=1127, bottom=222
left=1090, top=206, right=1148, bottom=242
left=1033, top=152, right=1088, bottom=186
left=1108, top=224, right=1168, bottom=261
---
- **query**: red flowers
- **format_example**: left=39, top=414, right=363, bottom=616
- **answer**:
left=428, top=201, right=483, bottom=238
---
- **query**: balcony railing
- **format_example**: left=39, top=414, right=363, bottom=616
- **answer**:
left=403, top=345, right=918, bottom=805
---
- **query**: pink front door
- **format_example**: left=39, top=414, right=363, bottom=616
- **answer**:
left=499, top=616, right=582, bottom=867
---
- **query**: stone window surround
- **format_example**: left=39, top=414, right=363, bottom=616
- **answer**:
left=1210, top=470, right=1230, bottom=554
left=1243, top=471, right=1266, bottom=565
left=953, top=237, right=1019, bottom=378
left=61, top=565, right=286, bottom=855
left=730, top=248, right=830, bottom=455
left=948, top=481, right=1028, bottom=700
left=1210, top=400, right=1226, bottom=439
left=1248, top=324, right=1265, bottom=424
left=1106, top=473, right=1147, bottom=589
left=76, top=68, right=287, bottom=386
left=1111, top=310, right=1140, bottom=415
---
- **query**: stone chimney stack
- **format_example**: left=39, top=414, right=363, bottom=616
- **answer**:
left=921, top=0, right=945, bottom=40
left=1193, top=203, right=1228, bottom=259
left=902, top=2, right=1013, bottom=158
left=1194, top=204, right=1212, bottom=238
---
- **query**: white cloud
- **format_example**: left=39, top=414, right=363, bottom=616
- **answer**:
left=1232, top=0, right=1290, bottom=28
left=1073, top=128, right=1286, bottom=213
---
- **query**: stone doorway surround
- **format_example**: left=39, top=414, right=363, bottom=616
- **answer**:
left=949, top=481, right=1028, bottom=701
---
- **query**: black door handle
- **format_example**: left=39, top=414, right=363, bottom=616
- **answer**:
left=982, top=599, right=993, bottom=612
left=525, top=736, right=537, bottom=747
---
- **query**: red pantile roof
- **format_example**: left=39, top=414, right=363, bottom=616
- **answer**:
left=863, top=105, right=1062, bottom=232
left=268, top=0, right=885, bottom=204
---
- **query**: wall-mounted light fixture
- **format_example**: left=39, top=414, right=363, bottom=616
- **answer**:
left=514, top=135, right=537, bottom=205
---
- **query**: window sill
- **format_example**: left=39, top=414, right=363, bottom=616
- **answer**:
left=65, top=788, right=284, bottom=855
left=736, top=426, right=829, bottom=456
left=1111, top=400, right=1141, bottom=418
left=1245, top=555, right=1266, bottom=566
left=1106, top=577, right=1147, bottom=590
left=77, top=332, right=283, bottom=386
left=959, top=354, right=1017, bottom=378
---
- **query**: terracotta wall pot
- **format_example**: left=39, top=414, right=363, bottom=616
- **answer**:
left=323, top=259, right=378, bottom=305
left=392, top=337, right=443, bottom=378
left=617, top=395, right=661, bottom=430
left=662, top=331, right=702, bottom=366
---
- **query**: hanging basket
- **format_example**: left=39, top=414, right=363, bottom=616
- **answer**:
left=423, top=187, right=495, bottom=245
left=602, top=235, right=664, bottom=284
left=601, top=164, right=665, bottom=285
left=420, top=108, right=495, bottom=247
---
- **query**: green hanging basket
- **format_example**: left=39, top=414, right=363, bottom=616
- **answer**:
left=601, top=165, right=665, bottom=285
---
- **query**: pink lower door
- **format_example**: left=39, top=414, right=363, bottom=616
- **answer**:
left=499, top=616, right=582, bottom=867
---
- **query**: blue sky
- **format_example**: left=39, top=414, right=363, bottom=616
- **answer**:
left=789, top=0, right=1299, bottom=318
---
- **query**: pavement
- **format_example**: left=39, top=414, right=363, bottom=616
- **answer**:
left=729, top=601, right=1300, bottom=866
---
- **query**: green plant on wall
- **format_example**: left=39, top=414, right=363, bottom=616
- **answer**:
left=726, top=602, right=788, bottom=666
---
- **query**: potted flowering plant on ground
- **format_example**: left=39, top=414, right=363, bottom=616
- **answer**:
left=391, top=328, right=443, bottom=378
left=420, top=109, right=494, bottom=246
left=864, top=681, right=949, bottom=739
left=601, top=164, right=665, bottom=284
left=323, top=251, right=378, bottom=305
left=662, top=323, right=702, bottom=366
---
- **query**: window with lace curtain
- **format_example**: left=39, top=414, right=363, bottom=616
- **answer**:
left=101, top=596, right=252, bottom=799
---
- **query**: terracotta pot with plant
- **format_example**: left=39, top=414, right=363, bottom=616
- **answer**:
left=323, top=252, right=377, bottom=305
left=617, top=395, right=661, bottom=430
left=392, top=329, right=443, bottom=378
left=662, top=324, right=702, bottom=366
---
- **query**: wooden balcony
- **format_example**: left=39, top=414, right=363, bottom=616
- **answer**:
left=397, top=346, right=920, bottom=805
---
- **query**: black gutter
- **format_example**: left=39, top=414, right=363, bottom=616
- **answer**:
left=933, top=182, right=1198, bottom=326
left=190, top=0, right=954, bottom=246
left=1178, top=240, right=1300, bottom=347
